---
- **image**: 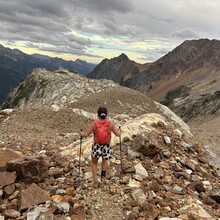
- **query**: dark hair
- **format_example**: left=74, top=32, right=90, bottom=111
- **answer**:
left=97, top=107, right=107, bottom=119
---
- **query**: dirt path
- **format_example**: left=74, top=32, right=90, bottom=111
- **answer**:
left=86, top=185, right=126, bottom=220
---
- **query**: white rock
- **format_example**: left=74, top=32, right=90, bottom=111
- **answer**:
left=134, top=163, right=148, bottom=178
left=180, top=202, right=214, bottom=219
left=51, top=104, right=60, bottom=111
left=131, top=188, right=146, bottom=204
left=185, top=169, right=193, bottom=174
left=128, top=178, right=141, bottom=188
left=164, top=136, right=171, bottom=145
left=0, top=109, right=13, bottom=115
left=84, top=171, right=93, bottom=180
left=56, top=202, right=70, bottom=213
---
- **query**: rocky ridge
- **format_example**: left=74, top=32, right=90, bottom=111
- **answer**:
left=0, top=69, right=219, bottom=219
left=2, top=68, right=154, bottom=115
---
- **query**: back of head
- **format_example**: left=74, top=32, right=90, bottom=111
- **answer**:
left=97, top=107, right=107, bottom=120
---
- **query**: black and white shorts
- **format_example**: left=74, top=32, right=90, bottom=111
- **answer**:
left=92, top=143, right=112, bottom=160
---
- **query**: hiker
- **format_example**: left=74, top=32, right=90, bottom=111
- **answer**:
left=80, top=107, right=121, bottom=187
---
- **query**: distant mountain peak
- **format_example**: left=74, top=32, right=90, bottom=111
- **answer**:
left=118, top=53, right=128, bottom=59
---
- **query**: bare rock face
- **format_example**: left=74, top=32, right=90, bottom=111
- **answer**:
left=6, top=156, right=47, bottom=183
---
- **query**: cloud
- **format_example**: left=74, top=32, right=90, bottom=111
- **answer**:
left=171, top=28, right=199, bottom=39
left=71, top=0, right=133, bottom=13
left=0, top=0, right=220, bottom=63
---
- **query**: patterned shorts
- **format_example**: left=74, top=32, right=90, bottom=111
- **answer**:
left=92, top=143, right=112, bottom=160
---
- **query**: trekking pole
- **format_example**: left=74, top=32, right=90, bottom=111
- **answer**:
left=119, top=126, right=123, bottom=174
left=78, top=129, right=83, bottom=182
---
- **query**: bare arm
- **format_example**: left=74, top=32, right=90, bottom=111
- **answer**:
left=80, top=121, right=95, bottom=138
left=111, top=123, right=121, bottom=137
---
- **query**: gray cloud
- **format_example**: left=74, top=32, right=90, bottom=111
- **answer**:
left=0, top=0, right=220, bottom=63
left=171, top=28, right=199, bottom=39
left=71, top=0, right=133, bottom=13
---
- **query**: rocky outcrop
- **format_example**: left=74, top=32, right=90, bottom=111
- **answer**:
left=60, top=112, right=193, bottom=160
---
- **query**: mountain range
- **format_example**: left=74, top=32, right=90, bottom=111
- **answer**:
left=88, top=39, right=220, bottom=122
left=0, top=44, right=96, bottom=104
left=1, top=39, right=220, bottom=123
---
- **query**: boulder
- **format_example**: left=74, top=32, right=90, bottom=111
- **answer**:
left=0, top=171, right=16, bottom=188
left=132, top=132, right=161, bottom=157
left=20, top=183, right=50, bottom=210
left=6, top=156, right=47, bottom=183
left=209, top=188, right=220, bottom=204
left=0, top=149, right=23, bottom=171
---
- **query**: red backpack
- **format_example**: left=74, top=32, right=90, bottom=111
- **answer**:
left=94, top=120, right=111, bottom=144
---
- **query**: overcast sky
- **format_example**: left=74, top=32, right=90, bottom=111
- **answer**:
left=0, top=0, right=220, bottom=64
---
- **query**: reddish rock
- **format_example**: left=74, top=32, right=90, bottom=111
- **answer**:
left=20, top=183, right=50, bottom=210
left=5, top=199, right=19, bottom=210
left=6, top=156, right=47, bottom=183
left=4, top=183, right=16, bottom=197
left=188, top=213, right=209, bottom=220
left=147, top=179, right=163, bottom=192
left=127, top=211, right=139, bottom=220
left=0, top=149, right=22, bottom=170
left=3, top=209, right=21, bottom=219
left=187, top=181, right=205, bottom=193
left=172, top=163, right=183, bottom=172
left=0, top=171, right=16, bottom=188
left=70, top=204, right=85, bottom=220
left=143, top=203, right=158, bottom=219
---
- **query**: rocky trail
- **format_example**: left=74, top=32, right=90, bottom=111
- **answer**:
left=0, top=108, right=220, bottom=220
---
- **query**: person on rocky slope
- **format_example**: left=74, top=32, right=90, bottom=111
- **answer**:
left=80, top=107, right=121, bottom=187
